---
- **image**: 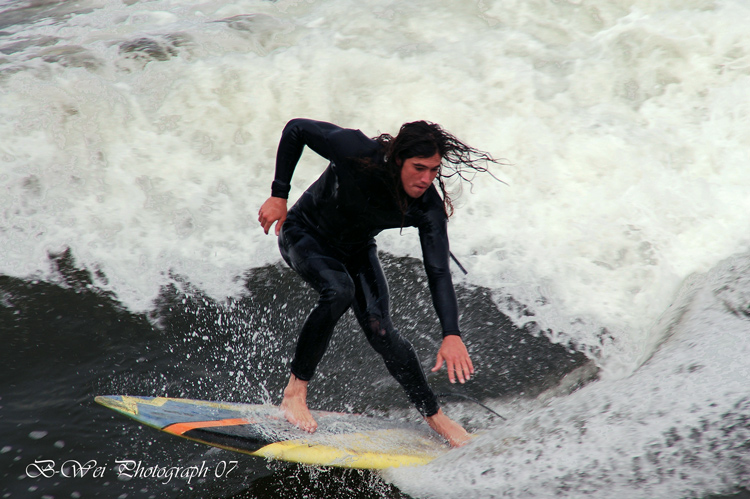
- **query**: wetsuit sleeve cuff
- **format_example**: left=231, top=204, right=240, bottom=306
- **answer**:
left=271, top=180, right=290, bottom=199
left=442, top=330, right=461, bottom=337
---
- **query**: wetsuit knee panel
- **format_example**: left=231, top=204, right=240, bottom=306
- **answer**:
left=364, top=317, right=411, bottom=354
left=318, top=268, right=356, bottom=311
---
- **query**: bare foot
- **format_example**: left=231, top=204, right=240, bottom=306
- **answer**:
left=279, top=374, right=317, bottom=433
left=425, top=409, right=471, bottom=447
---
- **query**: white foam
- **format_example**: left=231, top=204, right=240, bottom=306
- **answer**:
left=387, top=252, right=750, bottom=498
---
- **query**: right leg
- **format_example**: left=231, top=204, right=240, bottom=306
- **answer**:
left=278, top=221, right=356, bottom=432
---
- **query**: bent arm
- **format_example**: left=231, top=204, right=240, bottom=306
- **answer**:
left=271, top=119, right=344, bottom=199
left=260, top=119, right=345, bottom=235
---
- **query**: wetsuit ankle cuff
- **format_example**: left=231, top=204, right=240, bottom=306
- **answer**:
left=289, top=367, right=312, bottom=382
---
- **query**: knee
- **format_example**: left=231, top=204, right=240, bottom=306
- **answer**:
left=319, top=272, right=355, bottom=313
left=365, top=317, right=407, bottom=353
left=366, top=316, right=388, bottom=338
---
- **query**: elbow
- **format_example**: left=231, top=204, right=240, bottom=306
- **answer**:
left=283, top=118, right=304, bottom=134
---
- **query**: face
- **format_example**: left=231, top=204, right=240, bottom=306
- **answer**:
left=400, top=153, right=441, bottom=198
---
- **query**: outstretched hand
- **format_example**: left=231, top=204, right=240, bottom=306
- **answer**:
left=258, top=196, right=288, bottom=235
left=432, top=335, right=474, bottom=384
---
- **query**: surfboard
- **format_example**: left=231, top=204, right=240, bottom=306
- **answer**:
left=95, top=395, right=449, bottom=469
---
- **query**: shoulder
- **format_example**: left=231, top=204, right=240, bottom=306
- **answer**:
left=328, top=126, right=378, bottom=160
left=421, top=186, right=448, bottom=215
left=285, top=119, right=378, bottom=158
left=413, top=186, right=448, bottom=230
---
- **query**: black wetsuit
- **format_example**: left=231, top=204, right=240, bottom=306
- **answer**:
left=272, top=119, right=461, bottom=417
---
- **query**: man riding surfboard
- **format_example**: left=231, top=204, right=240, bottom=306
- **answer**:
left=258, top=119, right=496, bottom=447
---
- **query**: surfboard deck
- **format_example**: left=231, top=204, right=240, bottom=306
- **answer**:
left=95, top=395, right=449, bottom=469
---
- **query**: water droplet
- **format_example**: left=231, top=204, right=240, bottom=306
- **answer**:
left=29, top=431, right=48, bottom=440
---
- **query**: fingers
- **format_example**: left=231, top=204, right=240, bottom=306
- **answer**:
left=447, top=357, right=474, bottom=384
left=274, top=213, right=286, bottom=236
left=258, top=209, right=268, bottom=234
left=258, top=207, right=279, bottom=235
left=432, top=340, right=475, bottom=384
left=431, top=353, right=444, bottom=373
left=446, top=359, right=456, bottom=384
left=259, top=215, right=272, bottom=235
left=258, top=197, right=287, bottom=235
left=445, top=359, right=461, bottom=384
left=438, top=336, right=475, bottom=384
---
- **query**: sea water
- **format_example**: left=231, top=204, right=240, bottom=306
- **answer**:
left=1, top=0, right=749, bottom=497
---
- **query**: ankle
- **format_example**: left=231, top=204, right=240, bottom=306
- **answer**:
left=425, top=408, right=447, bottom=422
left=283, top=374, right=308, bottom=400
left=424, top=409, right=470, bottom=447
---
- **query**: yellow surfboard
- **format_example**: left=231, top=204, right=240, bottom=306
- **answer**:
left=95, top=395, right=448, bottom=469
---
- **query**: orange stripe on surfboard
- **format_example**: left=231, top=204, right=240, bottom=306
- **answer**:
left=164, top=418, right=250, bottom=435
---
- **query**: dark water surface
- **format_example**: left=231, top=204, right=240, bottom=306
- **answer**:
left=1, top=249, right=591, bottom=498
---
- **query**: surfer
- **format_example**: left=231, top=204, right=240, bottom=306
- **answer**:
left=258, top=119, right=496, bottom=447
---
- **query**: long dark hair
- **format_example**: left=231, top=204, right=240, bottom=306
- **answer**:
left=375, top=121, right=501, bottom=217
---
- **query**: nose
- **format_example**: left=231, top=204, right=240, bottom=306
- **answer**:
left=420, top=170, right=436, bottom=184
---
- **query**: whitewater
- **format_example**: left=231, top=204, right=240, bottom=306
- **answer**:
left=2, top=0, right=749, bottom=497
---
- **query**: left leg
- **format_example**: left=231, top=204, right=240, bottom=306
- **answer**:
left=346, top=242, right=440, bottom=417
left=347, top=244, right=469, bottom=446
